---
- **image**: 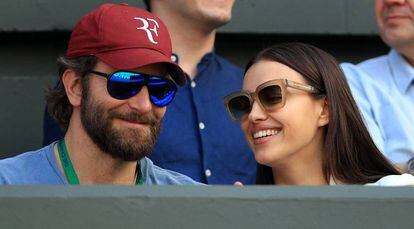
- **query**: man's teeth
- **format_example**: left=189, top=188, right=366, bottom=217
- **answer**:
left=253, top=129, right=280, bottom=139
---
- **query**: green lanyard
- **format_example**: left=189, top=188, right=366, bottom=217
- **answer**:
left=57, top=139, right=144, bottom=185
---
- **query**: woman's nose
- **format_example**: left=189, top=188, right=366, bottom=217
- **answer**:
left=248, top=101, right=268, bottom=123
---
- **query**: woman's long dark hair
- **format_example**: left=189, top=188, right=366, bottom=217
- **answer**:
left=247, top=43, right=400, bottom=184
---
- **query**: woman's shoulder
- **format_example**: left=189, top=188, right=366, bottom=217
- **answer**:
left=366, top=174, right=414, bottom=186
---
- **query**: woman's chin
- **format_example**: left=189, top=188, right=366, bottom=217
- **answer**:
left=254, top=151, right=275, bottom=167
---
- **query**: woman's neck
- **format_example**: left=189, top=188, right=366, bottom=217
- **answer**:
left=271, top=132, right=327, bottom=185
left=272, top=160, right=327, bottom=185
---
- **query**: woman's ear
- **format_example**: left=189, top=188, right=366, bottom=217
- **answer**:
left=62, top=69, right=83, bottom=107
left=318, top=98, right=330, bottom=127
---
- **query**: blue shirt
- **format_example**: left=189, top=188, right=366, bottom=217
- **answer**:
left=0, top=142, right=200, bottom=185
left=341, top=49, right=414, bottom=164
left=150, top=52, right=256, bottom=184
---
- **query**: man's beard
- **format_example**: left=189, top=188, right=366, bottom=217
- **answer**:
left=80, top=88, right=161, bottom=161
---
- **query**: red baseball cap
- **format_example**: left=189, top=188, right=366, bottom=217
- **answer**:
left=66, top=3, right=186, bottom=86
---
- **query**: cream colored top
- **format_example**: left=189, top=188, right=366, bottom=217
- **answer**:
left=365, top=174, right=414, bottom=186
left=329, top=173, right=414, bottom=186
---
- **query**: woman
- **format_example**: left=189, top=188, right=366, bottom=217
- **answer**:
left=224, top=42, right=414, bottom=185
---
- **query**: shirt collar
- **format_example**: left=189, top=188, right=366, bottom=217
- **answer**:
left=388, top=49, right=414, bottom=94
left=170, top=51, right=217, bottom=66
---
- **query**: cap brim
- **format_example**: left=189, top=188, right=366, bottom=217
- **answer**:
left=96, top=48, right=187, bottom=86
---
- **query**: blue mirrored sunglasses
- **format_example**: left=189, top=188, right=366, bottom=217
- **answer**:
left=89, top=70, right=177, bottom=107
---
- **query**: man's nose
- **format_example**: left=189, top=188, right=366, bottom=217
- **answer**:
left=127, top=86, right=153, bottom=113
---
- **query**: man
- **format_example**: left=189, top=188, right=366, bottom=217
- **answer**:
left=43, top=0, right=257, bottom=184
left=0, top=3, right=198, bottom=185
left=142, top=0, right=256, bottom=184
left=341, top=0, right=414, bottom=172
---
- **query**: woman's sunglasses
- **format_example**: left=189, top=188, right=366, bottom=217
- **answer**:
left=89, top=70, right=178, bottom=107
left=224, top=79, right=321, bottom=121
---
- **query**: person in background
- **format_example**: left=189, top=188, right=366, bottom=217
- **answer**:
left=142, top=0, right=257, bottom=184
left=0, top=4, right=199, bottom=185
left=225, top=43, right=414, bottom=186
left=341, top=0, right=414, bottom=173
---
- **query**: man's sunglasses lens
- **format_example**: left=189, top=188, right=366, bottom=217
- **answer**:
left=148, top=77, right=177, bottom=107
left=258, top=85, right=282, bottom=108
left=108, top=72, right=145, bottom=100
left=108, top=72, right=176, bottom=106
left=228, top=95, right=251, bottom=120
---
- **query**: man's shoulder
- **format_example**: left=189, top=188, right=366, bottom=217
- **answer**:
left=341, top=52, right=397, bottom=94
left=357, top=54, right=389, bottom=74
left=141, top=157, right=202, bottom=185
left=341, top=61, right=388, bottom=87
left=0, top=148, right=48, bottom=170
left=341, top=63, right=371, bottom=84
left=0, top=144, right=62, bottom=184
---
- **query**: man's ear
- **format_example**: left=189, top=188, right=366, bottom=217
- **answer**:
left=318, top=98, right=330, bottom=127
left=62, top=69, right=83, bottom=107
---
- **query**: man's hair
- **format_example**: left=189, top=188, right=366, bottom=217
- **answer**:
left=143, top=0, right=151, bottom=11
left=45, top=56, right=98, bottom=130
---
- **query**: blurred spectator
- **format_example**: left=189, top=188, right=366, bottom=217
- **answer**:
left=341, top=0, right=414, bottom=173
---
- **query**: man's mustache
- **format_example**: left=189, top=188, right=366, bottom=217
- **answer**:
left=108, top=110, right=159, bottom=126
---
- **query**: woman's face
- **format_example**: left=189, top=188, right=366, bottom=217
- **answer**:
left=240, top=60, right=329, bottom=168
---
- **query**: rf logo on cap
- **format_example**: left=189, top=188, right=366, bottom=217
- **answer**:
left=134, top=17, right=160, bottom=44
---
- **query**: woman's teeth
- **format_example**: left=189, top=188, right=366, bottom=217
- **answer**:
left=253, top=129, right=280, bottom=139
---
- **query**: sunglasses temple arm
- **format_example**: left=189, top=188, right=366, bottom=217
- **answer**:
left=89, top=70, right=111, bottom=79
left=286, top=80, right=319, bottom=93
